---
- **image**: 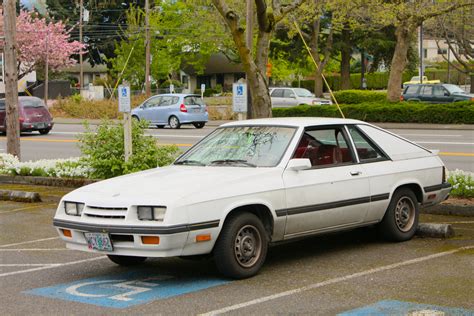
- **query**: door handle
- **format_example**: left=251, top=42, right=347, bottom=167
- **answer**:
left=350, top=171, right=362, bottom=176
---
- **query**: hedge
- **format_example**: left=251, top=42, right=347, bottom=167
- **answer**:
left=272, top=101, right=474, bottom=124
left=332, top=90, right=387, bottom=104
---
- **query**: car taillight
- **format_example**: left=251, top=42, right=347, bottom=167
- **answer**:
left=400, top=95, right=404, bottom=101
left=180, top=104, right=187, bottom=112
left=19, top=116, right=25, bottom=123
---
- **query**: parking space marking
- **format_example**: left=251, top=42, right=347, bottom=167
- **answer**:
left=339, top=300, right=473, bottom=315
left=0, top=256, right=106, bottom=278
left=200, top=245, right=474, bottom=316
left=0, top=203, right=57, bottom=215
left=0, top=264, right=59, bottom=267
left=26, top=270, right=229, bottom=308
left=0, top=237, right=59, bottom=248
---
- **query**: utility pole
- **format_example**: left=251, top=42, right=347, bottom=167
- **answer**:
left=145, top=0, right=151, bottom=96
left=419, top=22, right=424, bottom=84
left=245, top=0, right=253, bottom=119
left=79, top=0, right=84, bottom=90
left=4, top=0, right=21, bottom=158
left=44, top=32, right=49, bottom=105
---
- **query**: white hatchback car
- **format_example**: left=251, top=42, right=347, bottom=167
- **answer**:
left=53, top=118, right=451, bottom=279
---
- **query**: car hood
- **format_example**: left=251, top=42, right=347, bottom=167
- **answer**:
left=63, top=166, right=283, bottom=207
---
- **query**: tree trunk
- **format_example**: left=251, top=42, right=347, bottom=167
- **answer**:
left=314, top=70, right=324, bottom=97
left=387, top=25, right=412, bottom=102
left=340, top=27, right=351, bottom=90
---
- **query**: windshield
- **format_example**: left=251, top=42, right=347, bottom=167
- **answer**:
left=444, top=84, right=465, bottom=94
left=293, top=88, right=313, bottom=97
left=175, top=126, right=296, bottom=167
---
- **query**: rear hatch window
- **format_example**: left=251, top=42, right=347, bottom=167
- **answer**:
left=21, top=99, right=51, bottom=122
left=184, top=96, right=206, bottom=112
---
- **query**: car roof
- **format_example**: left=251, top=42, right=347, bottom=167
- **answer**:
left=149, top=94, right=198, bottom=97
left=221, top=117, right=365, bottom=128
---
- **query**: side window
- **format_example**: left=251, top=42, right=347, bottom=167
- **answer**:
left=292, top=127, right=354, bottom=167
left=348, top=126, right=386, bottom=162
left=144, top=97, right=161, bottom=108
left=160, top=96, right=174, bottom=106
left=283, top=89, right=295, bottom=98
left=420, top=85, right=433, bottom=96
left=433, top=86, right=446, bottom=96
left=0, top=100, right=5, bottom=110
left=405, top=85, right=419, bottom=94
left=271, top=89, right=284, bottom=98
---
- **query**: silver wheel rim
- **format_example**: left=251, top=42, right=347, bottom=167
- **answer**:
left=234, top=224, right=262, bottom=268
left=394, top=196, right=415, bottom=232
left=169, top=117, right=179, bottom=128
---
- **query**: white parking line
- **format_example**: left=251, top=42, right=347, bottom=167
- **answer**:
left=199, top=245, right=474, bottom=316
left=0, top=256, right=106, bottom=278
left=0, top=264, right=58, bottom=267
left=0, top=237, right=59, bottom=248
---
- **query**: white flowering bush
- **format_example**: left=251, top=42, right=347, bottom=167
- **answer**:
left=0, top=154, right=93, bottom=179
left=447, top=169, right=474, bottom=199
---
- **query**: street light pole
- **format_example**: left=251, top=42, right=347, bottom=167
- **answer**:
left=4, top=0, right=21, bottom=159
left=419, top=22, right=424, bottom=84
left=79, top=0, right=84, bottom=90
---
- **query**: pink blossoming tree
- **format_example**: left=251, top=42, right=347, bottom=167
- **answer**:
left=1, top=11, right=85, bottom=80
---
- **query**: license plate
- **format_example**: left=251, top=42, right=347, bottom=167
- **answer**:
left=84, top=232, right=113, bottom=251
left=37, top=123, right=45, bottom=128
left=192, top=108, right=201, bottom=113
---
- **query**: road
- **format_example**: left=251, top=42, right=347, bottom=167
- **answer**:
left=0, top=122, right=473, bottom=172
left=1, top=183, right=473, bottom=314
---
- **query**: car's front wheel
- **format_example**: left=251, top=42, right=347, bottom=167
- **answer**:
left=39, top=128, right=51, bottom=135
left=107, top=255, right=147, bottom=266
left=379, top=188, right=419, bottom=242
left=214, top=212, right=268, bottom=279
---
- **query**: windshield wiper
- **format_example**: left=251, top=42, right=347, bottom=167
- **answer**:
left=174, top=159, right=206, bottom=166
left=209, top=159, right=257, bottom=167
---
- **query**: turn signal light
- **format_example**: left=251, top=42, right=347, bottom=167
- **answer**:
left=141, top=236, right=160, bottom=245
left=61, top=229, right=72, bottom=238
left=196, top=234, right=211, bottom=242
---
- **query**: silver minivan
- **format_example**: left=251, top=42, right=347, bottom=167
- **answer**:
left=131, top=94, right=208, bottom=129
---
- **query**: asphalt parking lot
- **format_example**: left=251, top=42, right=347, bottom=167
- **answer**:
left=1, top=184, right=473, bottom=315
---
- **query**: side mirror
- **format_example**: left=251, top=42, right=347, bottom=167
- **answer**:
left=287, top=158, right=312, bottom=171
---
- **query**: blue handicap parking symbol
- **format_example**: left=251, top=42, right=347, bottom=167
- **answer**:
left=121, top=87, right=127, bottom=97
left=237, top=85, right=243, bottom=96
left=25, top=270, right=229, bottom=308
left=339, top=300, right=474, bottom=315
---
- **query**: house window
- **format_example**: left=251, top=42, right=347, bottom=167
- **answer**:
left=437, top=48, right=448, bottom=55
left=423, top=49, right=428, bottom=58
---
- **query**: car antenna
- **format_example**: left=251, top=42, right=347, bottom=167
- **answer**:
left=293, top=21, right=345, bottom=119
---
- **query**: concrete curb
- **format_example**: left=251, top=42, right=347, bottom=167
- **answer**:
left=421, top=203, right=474, bottom=217
left=0, top=175, right=97, bottom=188
left=416, top=223, right=455, bottom=238
left=0, top=189, right=41, bottom=203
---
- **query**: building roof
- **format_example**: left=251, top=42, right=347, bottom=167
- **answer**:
left=183, top=53, right=244, bottom=76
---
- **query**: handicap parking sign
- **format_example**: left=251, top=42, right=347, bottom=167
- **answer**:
left=25, top=270, right=229, bottom=308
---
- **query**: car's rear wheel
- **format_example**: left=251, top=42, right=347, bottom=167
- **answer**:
left=214, top=212, right=268, bottom=279
left=169, top=116, right=181, bottom=129
left=107, top=255, right=147, bottom=266
left=39, top=128, right=51, bottom=135
left=379, top=188, right=419, bottom=242
left=193, top=122, right=205, bottom=129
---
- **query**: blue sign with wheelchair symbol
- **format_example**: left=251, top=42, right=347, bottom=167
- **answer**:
left=25, top=270, right=229, bottom=308
left=236, top=85, right=244, bottom=95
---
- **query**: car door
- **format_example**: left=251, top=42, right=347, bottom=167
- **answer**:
left=155, top=95, right=178, bottom=124
left=270, top=89, right=285, bottom=107
left=432, top=85, right=453, bottom=103
left=140, top=96, right=161, bottom=123
left=282, top=126, right=370, bottom=237
left=419, top=85, right=433, bottom=102
left=283, top=89, right=299, bottom=106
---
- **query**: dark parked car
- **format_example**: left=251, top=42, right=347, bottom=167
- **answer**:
left=401, top=84, right=473, bottom=103
left=0, top=97, right=54, bottom=134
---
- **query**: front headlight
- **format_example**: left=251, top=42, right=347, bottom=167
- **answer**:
left=137, top=206, right=166, bottom=221
left=64, top=201, right=85, bottom=216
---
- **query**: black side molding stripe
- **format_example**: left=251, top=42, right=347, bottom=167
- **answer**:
left=424, top=182, right=452, bottom=193
left=53, top=219, right=220, bottom=235
left=275, top=193, right=390, bottom=217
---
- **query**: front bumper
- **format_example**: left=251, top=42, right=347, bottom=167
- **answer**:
left=53, top=218, right=220, bottom=257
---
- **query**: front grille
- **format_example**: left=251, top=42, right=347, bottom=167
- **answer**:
left=83, top=205, right=128, bottom=220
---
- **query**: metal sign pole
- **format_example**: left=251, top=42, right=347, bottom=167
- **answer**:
left=118, top=83, right=132, bottom=162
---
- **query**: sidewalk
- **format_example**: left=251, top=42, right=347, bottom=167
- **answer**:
left=53, top=117, right=474, bottom=130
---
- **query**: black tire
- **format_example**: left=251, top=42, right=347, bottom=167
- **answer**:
left=107, top=255, right=147, bottom=266
left=39, top=128, right=51, bottom=135
left=156, top=125, right=165, bottom=129
left=168, top=116, right=181, bottom=129
left=193, top=122, right=205, bottom=129
left=214, top=212, right=268, bottom=279
left=379, top=188, right=419, bottom=242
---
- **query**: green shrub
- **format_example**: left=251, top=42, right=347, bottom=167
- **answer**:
left=195, top=88, right=218, bottom=97
left=272, top=101, right=474, bottom=124
left=448, top=170, right=474, bottom=199
left=79, top=120, right=180, bottom=179
left=332, top=90, right=387, bottom=104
